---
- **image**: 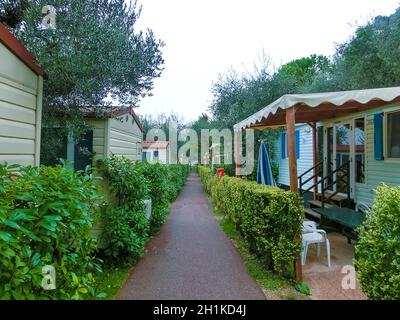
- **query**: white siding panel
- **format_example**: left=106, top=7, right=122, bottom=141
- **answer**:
left=87, top=119, right=106, bottom=162
left=0, top=82, right=36, bottom=109
left=108, top=113, right=142, bottom=161
left=0, top=44, right=42, bottom=167
left=0, top=43, right=37, bottom=90
left=109, top=138, right=137, bottom=149
left=109, top=129, right=141, bottom=143
left=0, top=154, right=34, bottom=166
left=275, top=124, right=319, bottom=191
left=0, top=100, right=36, bottom=124
left=0, top=118, right=35, bottom=139
left=0, top=136, right=35, bottom=154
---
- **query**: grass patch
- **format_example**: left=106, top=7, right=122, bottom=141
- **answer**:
left=215, top=208, right=308, bottom=300
left=95, top=265, right=132, bottom=300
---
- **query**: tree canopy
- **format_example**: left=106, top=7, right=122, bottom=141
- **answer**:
left=208, top=7, right=400, bottom=130
left=1, top=0, right=164, bottom=163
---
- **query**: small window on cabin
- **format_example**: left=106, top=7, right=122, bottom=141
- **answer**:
left=355, top=118, right=365, bottom=183
left=154, top=150, right=159, bottom=159
left=387, top=111, right=400, bottom=159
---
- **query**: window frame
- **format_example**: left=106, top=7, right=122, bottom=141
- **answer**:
left=384, top=109, right=400, bottom=162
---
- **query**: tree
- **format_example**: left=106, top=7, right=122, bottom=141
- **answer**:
left=0, top=0, right=28, bottom=28
left=1, top=0, right=164, bottom=163
left=139, top=112, right=186, bottom=140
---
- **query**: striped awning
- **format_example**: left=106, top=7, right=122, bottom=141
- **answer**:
left=234, top=87, right=400, bottom=131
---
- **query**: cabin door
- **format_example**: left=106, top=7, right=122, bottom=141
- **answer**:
left=323, top=122, right=353, bottom=197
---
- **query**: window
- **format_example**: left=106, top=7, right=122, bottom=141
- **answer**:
left=74, top=130, right=93, bottom=171
left=387, top=111, right=400, bottom=159
left=154, top=150, right=159, bottom=160
left=355, top=118, right=365, bottom=183
left=281, top=130, right=300, bottom=159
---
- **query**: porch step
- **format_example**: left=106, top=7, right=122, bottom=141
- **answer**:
left=304, top=207, right=321, bottom=220
left=308, top=200, right=334, bottom=209
left=317, top=191, right=347, bottom=203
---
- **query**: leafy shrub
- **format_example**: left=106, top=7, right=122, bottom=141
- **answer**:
left=97, top=157, right=190, bottom=262
left=198, top=166, right=303, bottom=276
left=354, top=184, right=400, bottom=300
left=137, top=162, right=170, bottom=233
left=97, top=156, right=149, bottom=262
left=101, top=207, right=149, bottom=262
left=166, top=164, right=190, bottom=201
left=0, top=163, right=103, bottom=300
left=198, top=166, right=217, bottom=195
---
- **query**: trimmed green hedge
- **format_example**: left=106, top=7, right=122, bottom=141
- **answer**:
left=138, top=162, right=189, bottom=233
left=166, top=164, right=191, bottom=201
left=0, top=163, right=103, bottom=300
left=198, top=166, right=303, bottom=277
left=97, top=156, right=190, bottom=264
left=355, top=184, right=400, bottom=300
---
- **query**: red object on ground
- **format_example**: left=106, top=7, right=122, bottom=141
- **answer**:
left=216, top=168, right=225, bottom=177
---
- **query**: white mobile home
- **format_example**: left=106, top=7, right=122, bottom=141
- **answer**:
left=236, top=87, right=400, bottom=209
left=0, top=23, right=45, bottom=166
left=143, top=141, right=169, bottom=164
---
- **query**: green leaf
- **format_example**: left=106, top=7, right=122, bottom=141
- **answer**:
left=2, top=219, right=21, bottom=230
left=0, top=231, right=13, bottom=242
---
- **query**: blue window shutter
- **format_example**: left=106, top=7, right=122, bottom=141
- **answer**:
left=295, top=130, right=300, bottom=159
left=281, top=132, right=286, bottom=159
left=374, top=112, right=384, bottom=161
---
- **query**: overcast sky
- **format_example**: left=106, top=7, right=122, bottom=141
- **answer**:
left=135, top=0, right=399, bottom=122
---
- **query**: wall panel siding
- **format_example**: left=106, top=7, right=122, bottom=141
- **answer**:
left=0, top=136, right=35, bottom=154
left=0, top=118, right=35, bottom=139
left=0, top=82, right=36, bottom=109
left=0, top=43, right=38, bottom=90
left=108, top=113, right=142, bottom=161
left=87, top=119, right=106, bottom=163
left=275, top=124, right=318, bottom=191
left=0, top=154, right=34, bottom=166
left=0, top=41, right=42, bottom=167
left=0, top=100, right=36, bottom=124
left=354, top=110, right=400, bottom=206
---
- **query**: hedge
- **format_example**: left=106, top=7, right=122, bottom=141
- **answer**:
left=0, top=163, right=103, bottom=300
left=138, top=162, right=189, bottom=233
left=198, top=166, right=303, bottom=276
left=166, top=164, right=191, bottom=201
left=354, top=184, right=400, bottom=300
left=97, top=156, right=190, bottom=264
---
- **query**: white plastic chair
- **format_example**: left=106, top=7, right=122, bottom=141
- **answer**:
left=301, top=221, right=331, bottom=267
left=302, top=220, right=318, bottom=233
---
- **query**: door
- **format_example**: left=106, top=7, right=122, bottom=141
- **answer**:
left=324, top=122, right=353, bottom=197
left=74, top=130, right=93, bottom=171
left=335, top=123, right=351, bottom=195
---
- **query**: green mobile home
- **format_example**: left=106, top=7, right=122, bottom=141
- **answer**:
left=0, top=23, right=45, bottom=166
left=47, top=107, right=144, bottom=170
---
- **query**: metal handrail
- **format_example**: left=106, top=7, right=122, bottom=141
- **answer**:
left=298, top=161, right=323, bottom=196
left=298, top=161, right=323, bottom=180
left=321, top=160, right=351, bottom=208
left=298, top=159, right=351, bottom=209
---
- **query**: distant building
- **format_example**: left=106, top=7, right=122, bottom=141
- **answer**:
left=43, top=106, right=144, bottom=170
left=143, top=141, right=170, bottom=164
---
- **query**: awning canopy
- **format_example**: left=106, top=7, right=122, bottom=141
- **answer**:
left=234, top=87, right=400, bottom=131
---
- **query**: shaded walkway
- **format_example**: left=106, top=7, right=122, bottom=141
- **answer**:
left=119, top=173, right=265, bottom=300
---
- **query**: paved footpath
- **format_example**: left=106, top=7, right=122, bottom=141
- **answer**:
left=118, top=173, right=265, bottom=300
